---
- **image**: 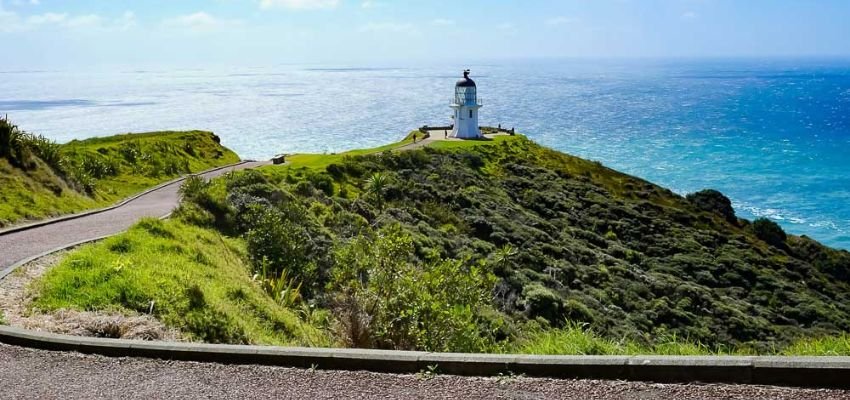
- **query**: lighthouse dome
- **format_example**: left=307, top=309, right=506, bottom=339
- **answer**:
left=456, top=70, right=476, bottom=87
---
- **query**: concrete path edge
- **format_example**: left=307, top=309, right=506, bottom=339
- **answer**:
left=1, top=157, right=849, bottom=389
left=0, top=325, right=849, bottom=388
left=0, top=160, right=250, bottom=237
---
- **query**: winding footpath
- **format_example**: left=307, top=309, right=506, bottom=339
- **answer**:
left=1, top=157, right=850, bottom=398
left=0, top=161, right=268, bottom=273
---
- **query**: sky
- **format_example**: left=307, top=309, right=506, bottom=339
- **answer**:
left=2, top=0, right=850, bottom=69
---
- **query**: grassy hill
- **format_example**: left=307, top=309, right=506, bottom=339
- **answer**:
left=27, top=132, right=850, bottom=354
left=0, top=117, right=239, bottom=227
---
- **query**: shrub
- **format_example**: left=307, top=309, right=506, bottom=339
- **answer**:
left=309, top=173, right=335, bottom=197
left=179, top=175, right=211, bottom=203
left=245, top=206, right=316, bottom=286
left=25, top=133, right=64, bottom=172
left=0, top=117, right=29, bottom=166
left=521, top=283, right=564, bottom=324
left=752, top=218, right=787, bottom=247
left=329, top=224, right=497, bottom=352
left=686, top=189, right=737, bottom=223
left=326, top=163, right=345, bottom=180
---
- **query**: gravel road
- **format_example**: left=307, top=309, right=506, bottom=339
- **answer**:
left=1, top=343, right=847, bottom=400
left=0, top=161, right=267, bottom=270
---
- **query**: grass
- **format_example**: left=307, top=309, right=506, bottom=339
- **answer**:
left=0, top=158, right=98, bottom=225
left=280, top=136, right=414, bottom=171
left=779, top=334, right=850, bottom=356
left=21, top=129, right=850, bottom=356
left=265, top=130, right=517, bottom=173
left=0, top=130, right=239, bottom=227
left=428, top=134, right=518, bottom=150
left=30, top=218, right=329, bottom=346
left=509, top=324, right=850, bottom=356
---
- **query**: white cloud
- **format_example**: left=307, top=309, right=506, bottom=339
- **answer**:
left=359, top=21, right=415, bottom=34
left=65, top=14, right=102, bottom=28
left=163, top=12, right=242, bottom=32
left=361, top=0, right=382, bottom=8
left=260, top=0, right=339, bottom=10
left=682, top=11, right=698, bottom=19
left=0, top=9, right=24, bottom=33
left=26, top=12, right=65, bottom=25
left=116, top=11, right=137, bottom=31
left=431, top=18, right=454, bottom=26
left=545, top=16, right=576, bottom=26
left=1, top=7, right=134, bottom=32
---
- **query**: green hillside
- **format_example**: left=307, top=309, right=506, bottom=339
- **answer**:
left=30, top=133, right=850, bottom=354
left=0, top=117, right=239, bottom=227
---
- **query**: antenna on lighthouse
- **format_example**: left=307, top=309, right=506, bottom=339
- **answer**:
left=449, top=69, right=483, bottom=139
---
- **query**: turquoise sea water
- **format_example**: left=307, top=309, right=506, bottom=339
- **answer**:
left=1, top=59, right=849, bottom=249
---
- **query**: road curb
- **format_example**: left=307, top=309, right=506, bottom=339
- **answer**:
left=2, top=158, right=849, bottom=388
left=0, top=160, right=250, bottom=237
left=0, top=325, right=849, bottom=388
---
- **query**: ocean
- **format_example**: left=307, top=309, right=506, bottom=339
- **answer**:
left=1, top=58, right=849, bottom=249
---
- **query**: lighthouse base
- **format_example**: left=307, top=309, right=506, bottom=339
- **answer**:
left=450, top=124, right=482, bottom=139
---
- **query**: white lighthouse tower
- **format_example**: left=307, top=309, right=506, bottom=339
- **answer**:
left=450, top=69, right=483, bottom=139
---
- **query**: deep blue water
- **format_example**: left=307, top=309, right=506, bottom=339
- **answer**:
left=1, top=59, right=849, bottom=249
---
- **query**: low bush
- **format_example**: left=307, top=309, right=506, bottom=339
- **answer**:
left=686, top=189, right=737, bottom=223
left=752, top=217, right=787, bottom=247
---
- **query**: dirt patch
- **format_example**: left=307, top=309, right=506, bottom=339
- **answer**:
left=0, top=252, right=182, bottom=341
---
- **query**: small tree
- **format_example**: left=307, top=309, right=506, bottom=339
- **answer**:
left=364, top=172, right=390, bottom=210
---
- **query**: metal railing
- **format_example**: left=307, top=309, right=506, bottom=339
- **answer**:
left=451, top=97, right=483, bottom=106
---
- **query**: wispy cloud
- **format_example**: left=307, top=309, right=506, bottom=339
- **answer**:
left=681, top=11, right=698, bottom=20
left=359, top=21, right=416, bottom=34
left=545, top=16, right=577, bottom=26
left=431, top=18, right=454, bottom=26
left=361, top=0, right=383, bottom=9
left=1, top=6, right=135, bottom=32
left=26, top=12, right=65, bottom=25
left=260, top=0, right=340, bottom=10
left=163, top=12, right=242, bottom=32
left=65, top=14, right=102, bottom=28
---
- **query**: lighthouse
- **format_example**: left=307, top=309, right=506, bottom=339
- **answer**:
left=450, top=69, right=483, bottom=139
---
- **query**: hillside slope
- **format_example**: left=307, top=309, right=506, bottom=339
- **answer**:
left=264, top=136, right=850, bottom=348
left=30, top=134, right=850, bottom=352
left=0, top=119, right=239, bottom=227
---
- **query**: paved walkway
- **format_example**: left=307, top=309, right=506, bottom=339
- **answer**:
left=0, top=161, right=268, bottom=271
left=1, top=343, right=846, bottom=400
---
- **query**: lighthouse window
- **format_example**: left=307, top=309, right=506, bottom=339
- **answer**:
left=469, top=110, right=473, bottom=118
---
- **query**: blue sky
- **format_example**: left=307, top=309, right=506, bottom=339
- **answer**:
left=2, top=0, right=850, bottom=69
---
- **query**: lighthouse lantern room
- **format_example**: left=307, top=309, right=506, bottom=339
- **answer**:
left=450, top=69, right=483, bottom=139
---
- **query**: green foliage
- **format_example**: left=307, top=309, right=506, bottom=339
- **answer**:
left=245, top=206, right=317, bottom=287
left=0, top=116, right=29, bottom=166
left=33, top=132, right=850, bottom=355
left=254, top=258, right=303, bottom=308
left=329, top=224, right=497, bottom=352
left=235, top=136, right=850, bottom=350
left=0, top=123, right=240, bottom=227
left=751, top=217, right=787, bottom=247
left=31, top=219, right=328, bottom=346
left=781, top=333, right=850, bottom=356
left=364, top=172, right=390, bottom=210
left=687, top=189, right=737, bottom=223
